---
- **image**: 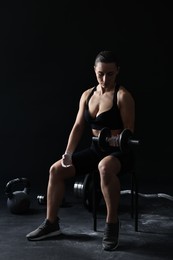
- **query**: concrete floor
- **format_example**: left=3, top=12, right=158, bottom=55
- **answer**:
left=1, top=178, right=173, bottom=260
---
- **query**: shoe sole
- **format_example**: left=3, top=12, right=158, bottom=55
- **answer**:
left=102, top=241, right=119, bottom=251
left=27, top=230, right=61, bottom=241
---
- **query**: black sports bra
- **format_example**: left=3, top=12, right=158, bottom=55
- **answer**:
left=84, top=85, right=123, bottom=130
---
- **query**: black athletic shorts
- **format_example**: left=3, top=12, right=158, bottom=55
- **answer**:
left=72, top=140, right=134, bottom=176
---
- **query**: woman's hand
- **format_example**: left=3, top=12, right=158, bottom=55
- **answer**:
left=61, top=152, right=73, bottom=168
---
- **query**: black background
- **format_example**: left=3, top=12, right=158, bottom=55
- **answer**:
left=0, top=1, right=172, bottom=195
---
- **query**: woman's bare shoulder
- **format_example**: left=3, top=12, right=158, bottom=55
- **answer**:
left=78, top=86, right=95, bottom=106
left=117, top=85, right=135, bottom=104
left=82, top=86, right=95, bottom=98
left=118, top=85, right=133, bottom=97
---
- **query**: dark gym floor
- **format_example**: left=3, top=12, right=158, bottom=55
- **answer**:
left=1, top=175, right=173, bottom=260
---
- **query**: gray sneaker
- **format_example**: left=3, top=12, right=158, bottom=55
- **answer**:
left=26, top=218, right=61, bottom=241
left=102, top=219, right=120, bottom=251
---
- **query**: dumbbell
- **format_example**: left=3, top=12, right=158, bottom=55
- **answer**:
left=92, top=127, right=140, bottom=153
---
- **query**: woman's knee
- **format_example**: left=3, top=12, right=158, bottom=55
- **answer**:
left=49, top=160, right=76, bottom=181
left=49, top=161, right=62, bottom=179
left=98, top=162, right=107, bottom=176
left=98, top=157, right=121, bottom=178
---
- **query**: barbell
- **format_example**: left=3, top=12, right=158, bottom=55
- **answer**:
left=92, top=127, right=140, bottom=153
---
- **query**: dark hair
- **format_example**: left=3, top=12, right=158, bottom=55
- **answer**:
left=94, top=50, right=120, bottom=67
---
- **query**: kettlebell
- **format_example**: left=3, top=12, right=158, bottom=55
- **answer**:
left=5, top=177, right=31, bottom=214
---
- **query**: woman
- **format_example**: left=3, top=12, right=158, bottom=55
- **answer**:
left=26, top=50, right=135, bottom=251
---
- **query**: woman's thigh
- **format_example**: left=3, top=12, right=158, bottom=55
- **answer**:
left=72, top=147, right=100, bottom=176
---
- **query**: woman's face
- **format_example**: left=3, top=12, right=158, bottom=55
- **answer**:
left=94, top=62, right=119, bottom=89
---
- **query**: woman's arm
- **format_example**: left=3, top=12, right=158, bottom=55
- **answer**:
left=64, top=90, right=89, bottom=154
left=118, top=87, right=135, bottom=133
